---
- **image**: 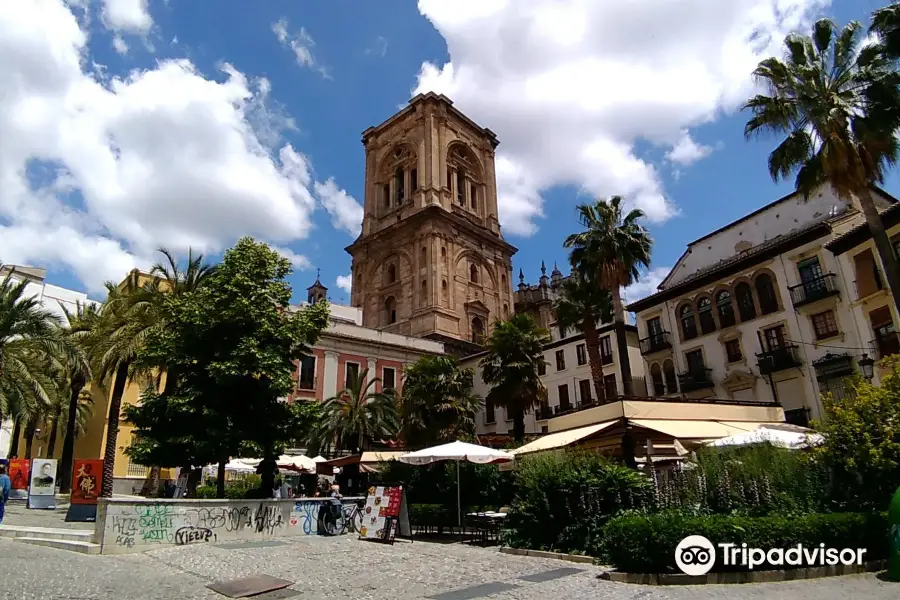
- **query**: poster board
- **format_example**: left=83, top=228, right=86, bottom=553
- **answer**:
left=65, top=459, right=103, bottom=522
left=8, top=458, right=29, bottom=500
left=28, top=458, right=57, bottom=509
left=358, top=483, right=411, bottom=545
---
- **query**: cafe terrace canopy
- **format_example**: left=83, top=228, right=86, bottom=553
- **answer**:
left=399, top=441, right=513, bottom=528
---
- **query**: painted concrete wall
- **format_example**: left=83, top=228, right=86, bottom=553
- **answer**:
left=96, top=497, right=363, bottom=554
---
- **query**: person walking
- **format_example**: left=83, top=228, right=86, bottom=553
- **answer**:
left=0, top=465, right=11, bottom=525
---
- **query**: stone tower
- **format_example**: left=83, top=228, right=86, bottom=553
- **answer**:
left=307, top=269, right=327, bottom=304
left=345, top=93, right=517, bottom=355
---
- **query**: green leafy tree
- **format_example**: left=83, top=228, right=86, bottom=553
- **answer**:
left=813, top=356, right=900, bottom=510
left=553, top=275, right=614, bottom=403
left=128, top=237, right=328, bottom=497
left=92, top=248, right=215, bottom=497
left=564, top=197, right=652, bottom=397
left=743, top=18, right=900, bottom=312
left=316, top=368, right=399, bottom=453
left=401, top=355, right=481, bottom=448
left=480, top=314, right=549, bottom=443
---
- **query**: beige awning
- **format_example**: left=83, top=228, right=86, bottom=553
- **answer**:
left=360, top=451, right=407, bottom=463
left=628, top=419, right=774, bottom=440
left=510, top=420, right=619, bottom=456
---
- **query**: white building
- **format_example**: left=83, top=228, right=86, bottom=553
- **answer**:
left=626, top=186, right=898, bottom=426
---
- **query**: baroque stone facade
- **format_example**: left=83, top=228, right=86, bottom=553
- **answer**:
left=346, top=93, right=517, bottom=354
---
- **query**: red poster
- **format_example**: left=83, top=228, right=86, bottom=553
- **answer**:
left=8, top=459, right=29, bottom=490
left=70, top=459, right=103, bottom=505
left=382, top=486, right=402, bottom=518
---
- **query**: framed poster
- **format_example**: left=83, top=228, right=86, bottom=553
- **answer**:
left=71, top=459, right=103, bottom=505
left=9, top=458, right=29, bottom=490
left=28, top=458, right=57, bottom=509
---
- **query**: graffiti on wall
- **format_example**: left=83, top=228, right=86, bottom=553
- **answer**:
left=103, top=499, right=356, bottom=550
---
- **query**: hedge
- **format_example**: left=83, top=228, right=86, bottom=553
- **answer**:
left=601, top=511, right=890, bottom=573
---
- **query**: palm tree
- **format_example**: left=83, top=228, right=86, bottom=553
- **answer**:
left=554, top=274, right=614, bottom=403
left=480, top=314, right=549, bottom=443
left=57, top=301, right=98, bottom=493
left=317, top=368, right=399, bottom=453
left=564, top=197, right=652, bottom=397
left=871, top=3, right=900, bottom=60
left=743, top=18, right=900, bottom=311
left=92, top=247, right=215, bottom=497
left=0, top=271, right=73, bottom=457
left=401, top=356, right=481, bottom=448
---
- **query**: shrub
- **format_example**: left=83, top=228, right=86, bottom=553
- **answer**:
left=195, top=474, right=262, bottom=499
left=601, top=511, right=889, bottom=573
left=408, top=503, right=457, bottom=530
left=652, top=444, right=830, bottom=516
left=504, top=452, right=652, bottom=553
left=814, top=357, right=900, bottom=511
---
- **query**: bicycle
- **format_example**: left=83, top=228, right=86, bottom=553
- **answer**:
left=319, top=499, right=364, bottom=536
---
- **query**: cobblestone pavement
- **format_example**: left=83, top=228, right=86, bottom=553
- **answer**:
left=0, top=500, right=94, bottom=530
left=0, top=535, right=896, bottom=600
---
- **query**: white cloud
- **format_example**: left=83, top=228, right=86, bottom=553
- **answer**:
left=112, top=35, right=128, bottom=54
left=414, top=0, right=830, bottom=236
left=0, top=0, right=330, bottom=293
left=623, top=266, right=671, bottom=305
left=272, top=18, right=332, bottom=79
left=335, top=274, right=352, bottom=294
left=365, top=36, right=388, bottom=57
left=314, top=178, right=363, bottom=237
left=271, top=245, right=312, bottom=270
left=666, top=130, right=714, bottom=166
left=102, top=0, right=152, bottom=34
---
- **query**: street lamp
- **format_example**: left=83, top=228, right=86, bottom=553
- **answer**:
left=859, top=353, right=875, bottom=381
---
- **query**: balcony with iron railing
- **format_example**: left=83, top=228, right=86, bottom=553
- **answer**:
left=536, top=405, right=553, bottom=420
left=788, top=274, right=839, bottom=307
left=756, top=345, right=802, bottom=375
left=639, top=331, right=672, bottom=355
left=872, top=333, right=900, bottom=360
left=677, top=368, right=714, bottom=393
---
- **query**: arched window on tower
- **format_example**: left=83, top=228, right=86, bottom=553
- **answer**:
left=663, top=360, right=678, bottom=394
left=387, top=264, right=396, bottom=284
left=755, top=274, right=779, bottom=314
left=470, top=263, right=478, bottom=283
left=650, top=363, right=665, bottom=396
left=735, top=282, right=756, bottom=321
left=471, top=316, right=485, bottom=344
left=470, top=181, right=477, bottom=210
left=698, top=297, right=716, bottom=334
left=385, top=296, right=397, bottom=325
left=394, top=167, right=405, bottom=204
left=716, top=290, right=735, bottom=328
left=457, top=168, right=465, bottom=205
left=680, top=304, right=697, bottom=340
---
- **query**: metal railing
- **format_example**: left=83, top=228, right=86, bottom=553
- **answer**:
left=639, top=331, right=672, bottom=355
left=788, top=273, right=839, bottom=307
left=756, top=345, right=802, bottom=375
left=872, top=333, right=900, bottom=359
left=677, top=368, right=714, bottom=392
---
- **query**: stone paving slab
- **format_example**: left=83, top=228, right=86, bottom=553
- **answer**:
left=0, top=535, right=897, bottom=600
left=1, top=500, right=94, bottom=530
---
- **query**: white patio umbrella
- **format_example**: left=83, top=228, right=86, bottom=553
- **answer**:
left=399, top=441, right=513, bottom=529
left=706, top=426, right=824, bottom=449
left=311, top=455, right=327, bottom=463
left=276, top=454, right=317, bottom=473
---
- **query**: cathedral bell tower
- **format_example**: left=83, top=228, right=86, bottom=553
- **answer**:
left=345, top=93, right=517, bottom=355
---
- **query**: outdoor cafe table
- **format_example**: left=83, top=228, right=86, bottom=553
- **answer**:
left=465, top=512, right=505, bottom=546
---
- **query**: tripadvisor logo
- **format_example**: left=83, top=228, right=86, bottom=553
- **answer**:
left=674, top=536, right=868, bottom=575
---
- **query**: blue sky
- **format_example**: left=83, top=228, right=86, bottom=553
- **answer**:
left=0, top=0, right=894, bottom=306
